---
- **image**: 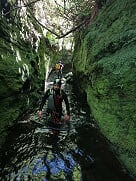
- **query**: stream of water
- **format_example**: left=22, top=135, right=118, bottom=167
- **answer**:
left=0, top=72, right=134, bottom=181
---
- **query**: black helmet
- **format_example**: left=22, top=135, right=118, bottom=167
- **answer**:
left=53, top=78, right=61, bottom=86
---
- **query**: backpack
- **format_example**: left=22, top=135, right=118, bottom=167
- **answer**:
left=55, top=63, right=60, bottom=70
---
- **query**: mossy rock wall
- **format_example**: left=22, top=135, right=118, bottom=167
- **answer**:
left=0, top=0, right=68, bottom=147
left=73, top=0, right=136, bottom=176
left=0, top=13, right=59, bottom=146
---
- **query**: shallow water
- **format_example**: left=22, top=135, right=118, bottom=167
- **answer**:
left=0, top=74, right=134, bottom=181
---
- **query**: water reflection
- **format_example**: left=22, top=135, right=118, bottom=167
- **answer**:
left=0, top=74, right=134, bottom=181
left=0, top=121, right=83, bottom=181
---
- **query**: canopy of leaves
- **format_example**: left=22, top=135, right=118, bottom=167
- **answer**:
left=1, top=0, right=99, bottom=39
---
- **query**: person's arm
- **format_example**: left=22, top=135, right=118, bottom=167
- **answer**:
left=60, top=63, right=64, bottom=70
left=62, top=90, right=70, bottom=121
left=38, top=89, right=50, bottom=117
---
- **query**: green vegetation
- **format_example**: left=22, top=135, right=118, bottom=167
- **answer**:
left=0, top=15, right=60, bottom=146
left=0, top=0, right=136, bottom=177
left=73, top=0, right=136, bottom=176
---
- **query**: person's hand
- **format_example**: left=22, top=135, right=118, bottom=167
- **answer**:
left=38, top=111, right=42, bottom=118
left=64, top=114, right=70, bottom=122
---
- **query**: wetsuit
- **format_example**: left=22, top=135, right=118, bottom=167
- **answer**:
left=39, top=88, right=70, bottom=125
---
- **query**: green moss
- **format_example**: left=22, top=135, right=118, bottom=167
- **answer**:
left=0, top=13, right=62, bottom=146
left=73, top=0, right=136, bottom=176
left=120, top=152, right=136, bottom=176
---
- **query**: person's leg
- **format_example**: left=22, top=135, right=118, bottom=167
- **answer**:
left=50, top=112, right=62, bottom=134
